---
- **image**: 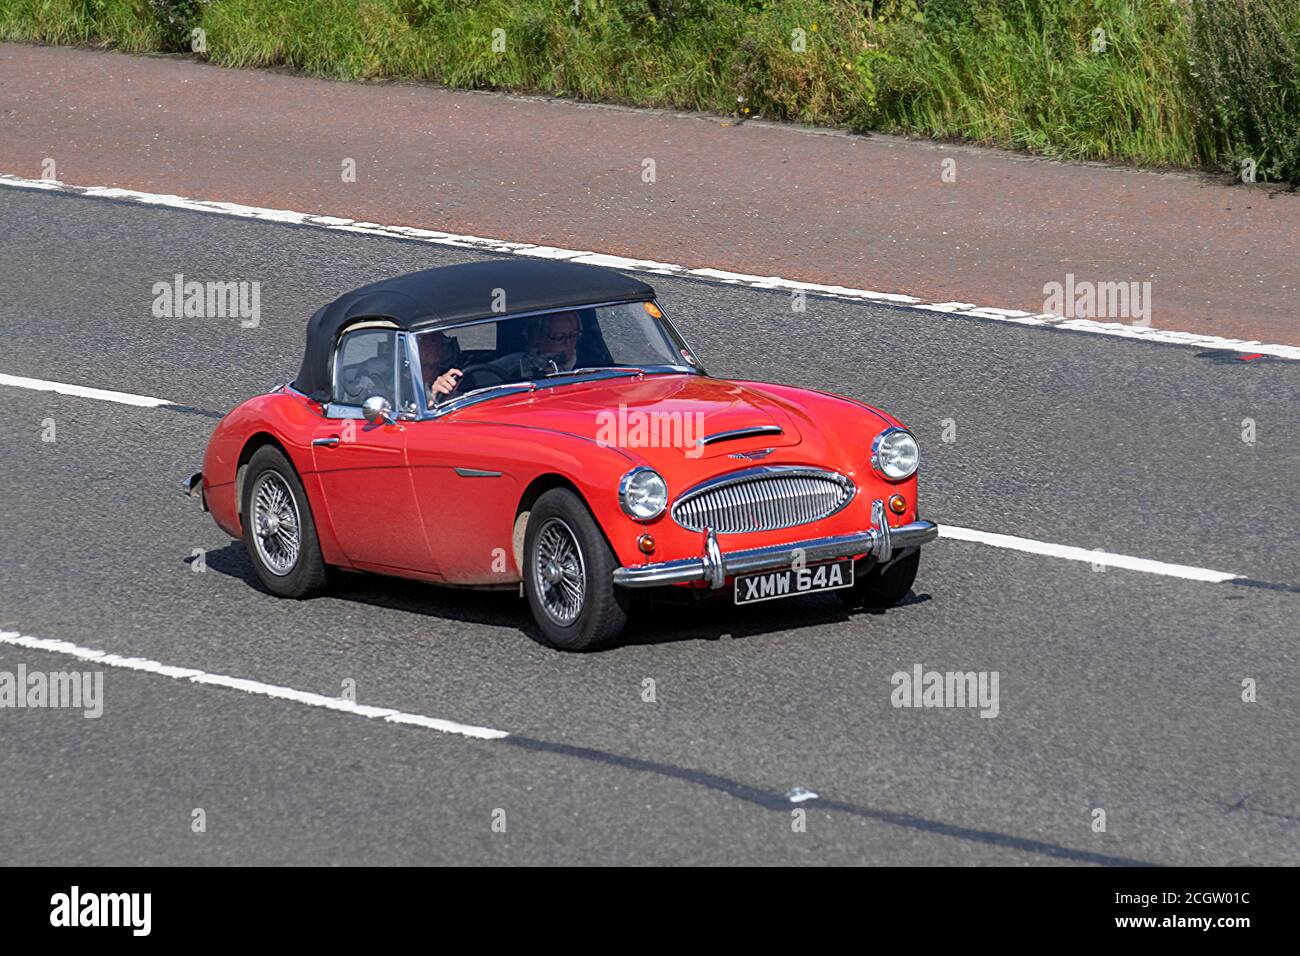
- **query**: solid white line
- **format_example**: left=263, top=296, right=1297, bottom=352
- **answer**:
left=4, top=173, right=1298, bottom=361
left=0, top=372, right=173, bottom=408
left=0, top=630, right=511, bottom=740
left=938, top=525, right=1242, bottom=583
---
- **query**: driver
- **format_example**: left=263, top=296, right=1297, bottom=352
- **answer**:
left=420, top=331, right=464, bottom=405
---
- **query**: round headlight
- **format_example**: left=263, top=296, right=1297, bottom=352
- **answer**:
left=619, top=467, right=668, bottom=520
left=872, top=428, right=919, bottom=480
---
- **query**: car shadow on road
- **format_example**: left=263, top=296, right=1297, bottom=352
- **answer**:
left=199, top=542, right=529, bottom=630
left=504, top=734, right=1158, bottom=866
left=620, top=589, right=932, bottom=648
left=197, top=542, right=931, bottom=649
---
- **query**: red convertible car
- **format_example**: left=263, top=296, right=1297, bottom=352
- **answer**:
left=186, top=260, right=938, bottom=650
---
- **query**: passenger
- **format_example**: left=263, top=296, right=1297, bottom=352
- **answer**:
left=526, top=311, right=582, bottom=372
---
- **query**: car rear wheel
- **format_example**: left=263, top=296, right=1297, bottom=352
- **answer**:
left=241, top=445, right=329, bottom=599
left=523, top=488, right=629, bottom=651
left=839, top=549, right=920, bottom=610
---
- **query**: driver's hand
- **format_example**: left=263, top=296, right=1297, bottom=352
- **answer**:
left=428, top=368, right=463, bottom=404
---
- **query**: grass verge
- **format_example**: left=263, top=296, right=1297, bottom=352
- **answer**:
left=3, top=0, right=1297, bottom=181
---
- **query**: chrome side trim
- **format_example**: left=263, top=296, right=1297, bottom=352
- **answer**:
left=455, top=468, right=503, bottom=478
left=699, top=424, right=783, bottom=446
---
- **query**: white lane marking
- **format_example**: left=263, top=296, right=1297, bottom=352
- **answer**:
left=4, top=173, right=1298, bottom=361
left=938, top=525, right=1242, bottom=583
left=0, top=630, right=510, bottom=740
left=0, top=372, right=173, bottom=408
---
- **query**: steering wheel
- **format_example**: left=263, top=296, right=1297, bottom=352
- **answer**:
left=459, top=363, right=510, bottom=392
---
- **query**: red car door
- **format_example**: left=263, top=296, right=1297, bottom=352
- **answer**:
left=311, top=418, right=436, bottom=573
left=405, top=419, right=522, bottom=585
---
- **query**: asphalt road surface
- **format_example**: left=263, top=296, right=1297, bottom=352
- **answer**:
left=0, top=186, right=1296, bottom=865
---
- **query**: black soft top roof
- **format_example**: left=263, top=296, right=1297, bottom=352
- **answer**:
left=292, top=259, right=655, bottom=400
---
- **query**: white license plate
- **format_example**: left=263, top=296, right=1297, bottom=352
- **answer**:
left=734, top=559, right=854, bottom=605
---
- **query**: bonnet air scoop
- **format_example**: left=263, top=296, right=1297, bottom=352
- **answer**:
left=698, top=425, right=784, bottom=446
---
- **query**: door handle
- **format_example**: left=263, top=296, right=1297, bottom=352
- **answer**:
left=313, top=437, right=341, bottom=448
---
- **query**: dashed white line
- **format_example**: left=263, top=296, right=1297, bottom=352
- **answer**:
left=0, top=630, right=511, bottom=740
left=3, top=173, right=1298, bottom=361
left=938, top=525, right=1242, bottom=583
left=0, top=372, right=174, bottom=408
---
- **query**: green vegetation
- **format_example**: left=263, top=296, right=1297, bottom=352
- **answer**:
left=0, top=0, right=164, bottom=51
left=4, top=0, right=1297, bottom=181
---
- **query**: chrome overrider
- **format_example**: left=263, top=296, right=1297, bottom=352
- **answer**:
left=611, top=498, right=939, bottom=589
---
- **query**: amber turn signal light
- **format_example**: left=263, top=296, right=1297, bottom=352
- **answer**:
left=637, top=534, right=656, bottom=554
left=888, top=494, right=907, bottom=515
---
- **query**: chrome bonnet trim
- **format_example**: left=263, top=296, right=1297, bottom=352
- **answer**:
left=699, top=425, right=784, bottom=446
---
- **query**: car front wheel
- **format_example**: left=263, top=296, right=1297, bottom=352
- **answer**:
left=523, top=488, right=629, bottom=651
left=240, top=445, right=330, bottom=599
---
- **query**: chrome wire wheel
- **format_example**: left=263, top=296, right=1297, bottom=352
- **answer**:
left=251, top=471, right=301, bottom=576
left=533, top=517, right=586, bottom=626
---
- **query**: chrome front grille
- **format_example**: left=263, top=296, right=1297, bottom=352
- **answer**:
left=671, top=467, right=855, bottom=534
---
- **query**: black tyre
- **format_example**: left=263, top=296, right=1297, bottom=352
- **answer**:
left=839, top=549, right=920, bottom=610
left=240, top=445, right=330, bottom=599
left=523, top=488, right=629, bottom=651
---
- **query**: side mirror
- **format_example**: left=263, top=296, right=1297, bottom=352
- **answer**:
left=362, top=395, right=394, bottom=425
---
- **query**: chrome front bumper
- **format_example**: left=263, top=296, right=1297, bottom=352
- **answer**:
left=612, top=498, right=939, bottom=589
